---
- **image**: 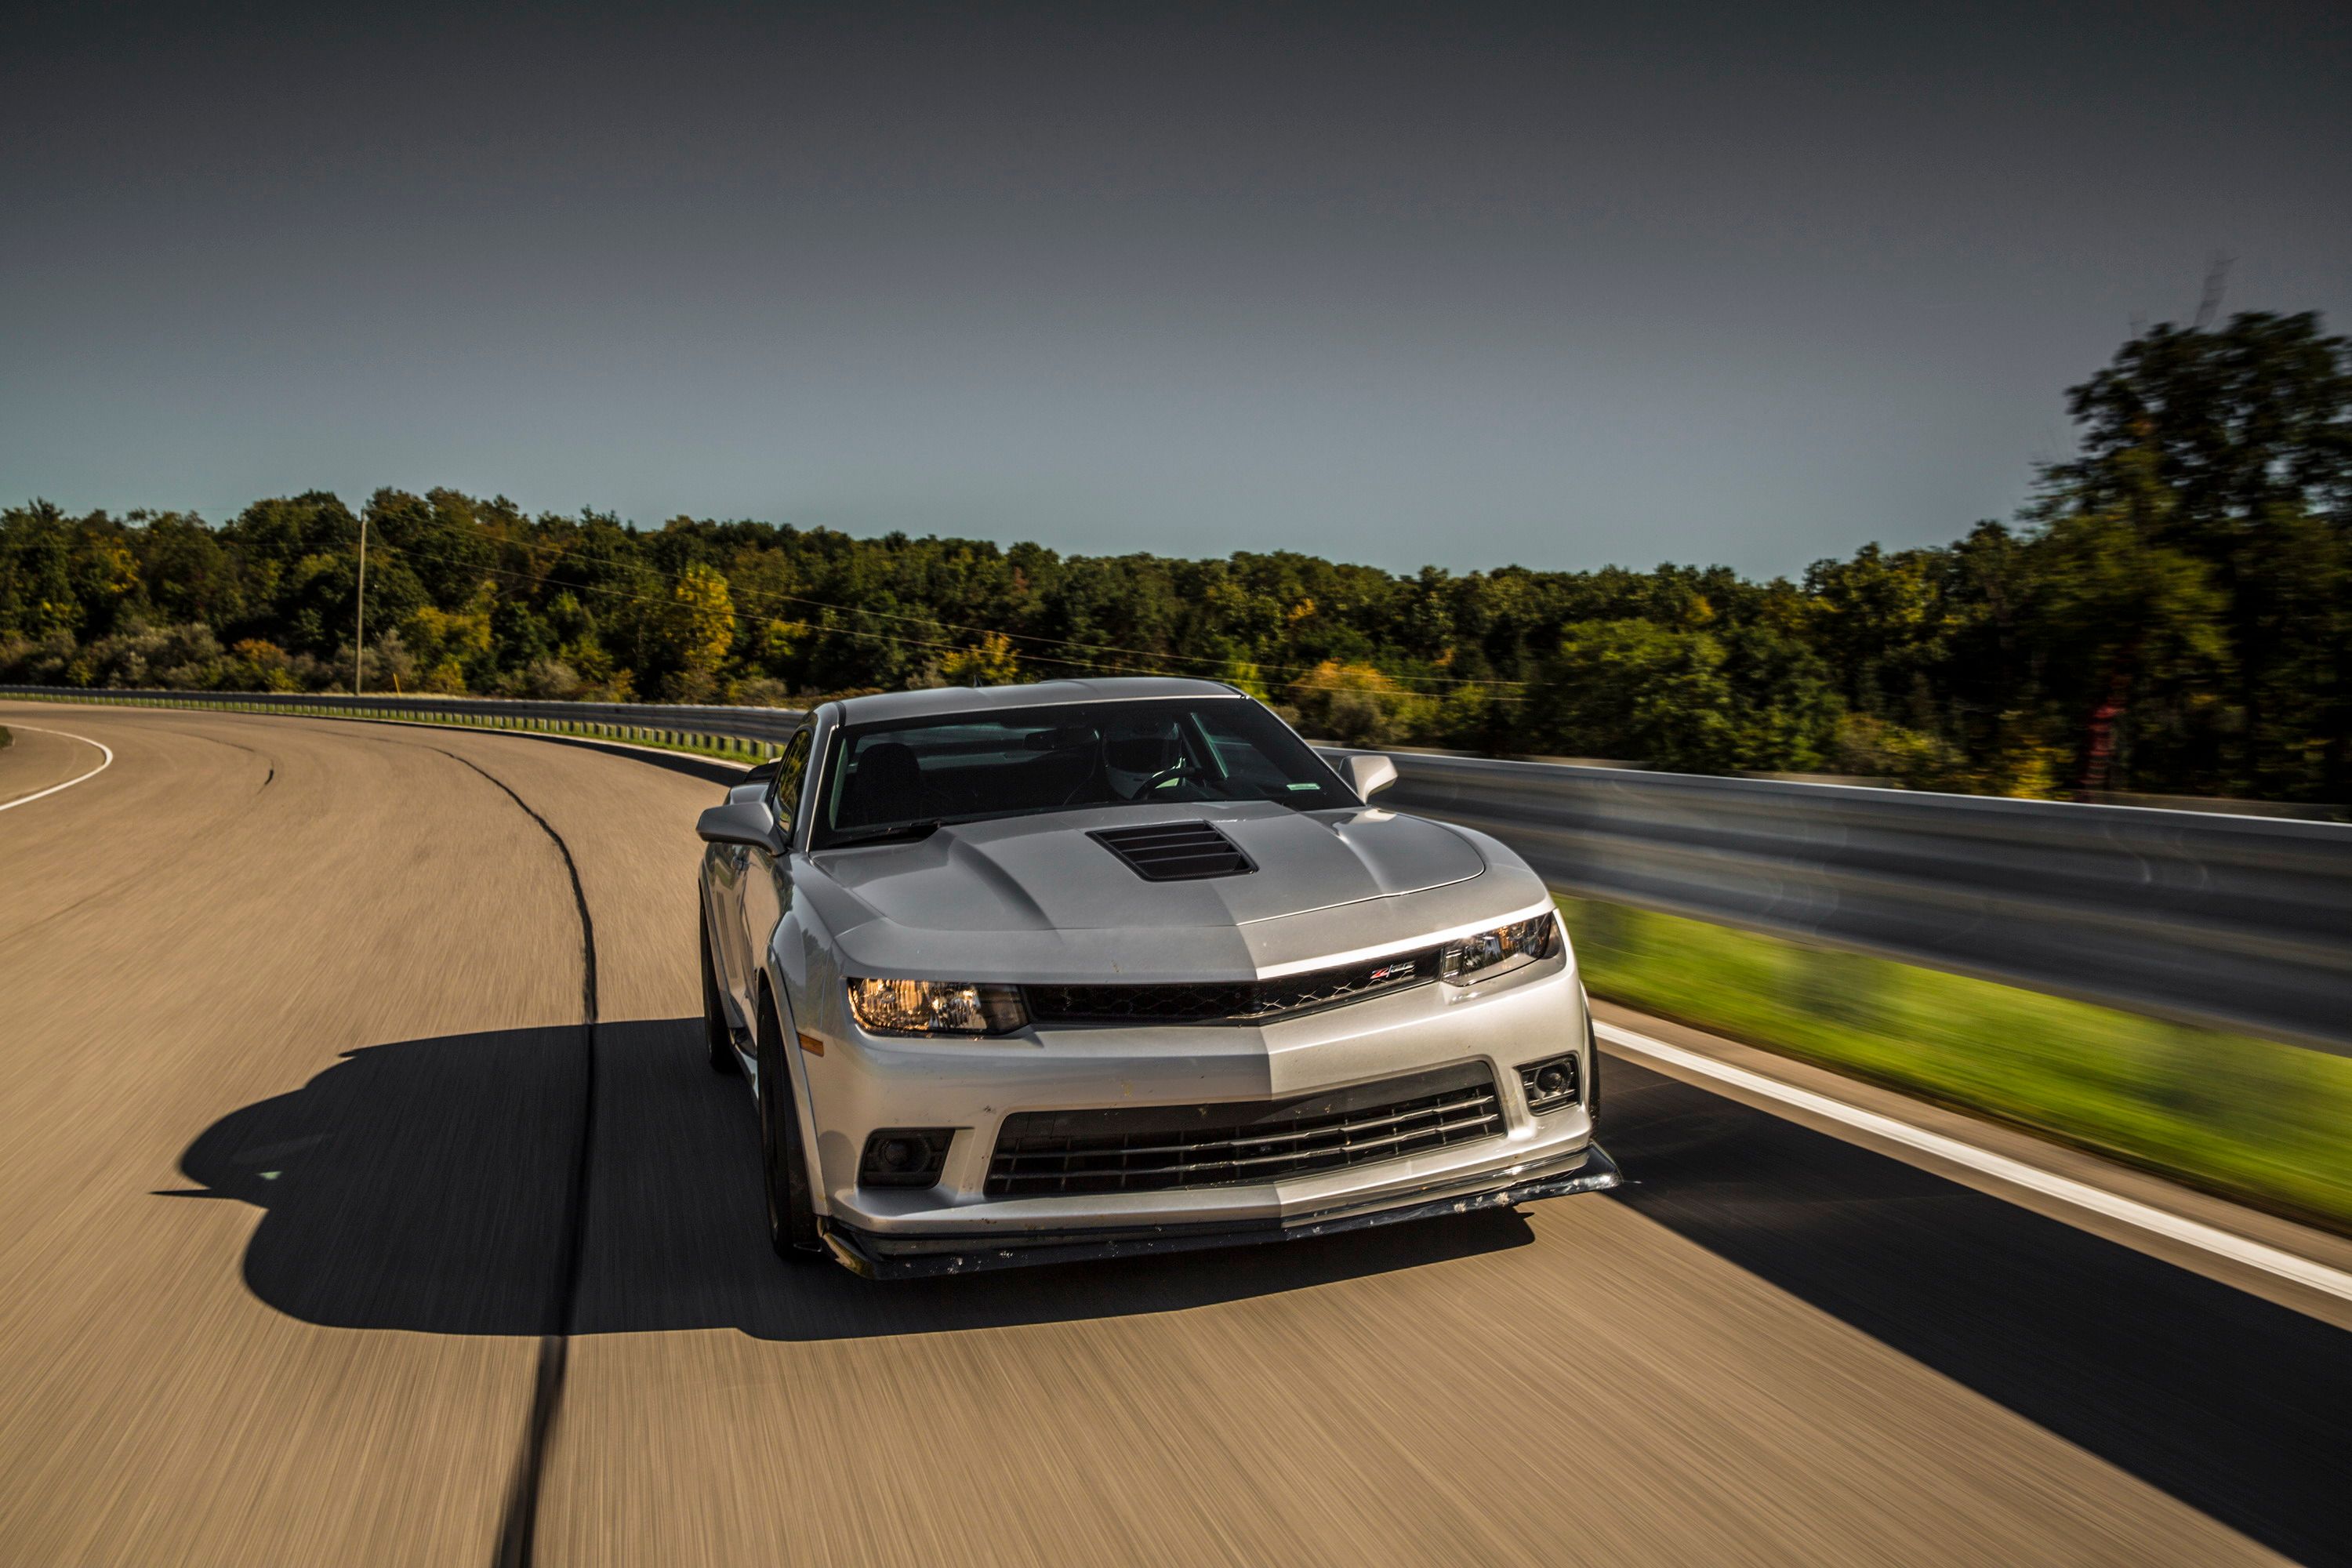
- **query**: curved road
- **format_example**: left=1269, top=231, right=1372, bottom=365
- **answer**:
left=0, top=702, right=2343, bottom=1566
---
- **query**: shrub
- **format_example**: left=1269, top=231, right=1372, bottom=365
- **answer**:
left=1285, top=661, right=1436, bottom=746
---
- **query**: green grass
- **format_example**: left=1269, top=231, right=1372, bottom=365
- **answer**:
left=0, top=724, right=12, bottom=750
left=1561, top=894, right=2352, bottom=1232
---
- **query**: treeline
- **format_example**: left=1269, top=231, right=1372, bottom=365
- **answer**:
left=4, top=312, right=2347, bottom=802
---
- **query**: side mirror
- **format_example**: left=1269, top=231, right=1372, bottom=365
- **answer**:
left=1340, top=753, right=1399, bottom=799
left=697, top=798, right=783, bottom=854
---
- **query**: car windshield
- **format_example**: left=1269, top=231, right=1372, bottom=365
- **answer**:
left=811, top=697, right=1354, bottom=847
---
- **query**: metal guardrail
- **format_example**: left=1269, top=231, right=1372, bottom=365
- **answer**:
left=0, top=686, right=809, bottom=751
left=8, top=685, right=2347, bottom=1055
left=1375, top=753, right=2352, bottom=1057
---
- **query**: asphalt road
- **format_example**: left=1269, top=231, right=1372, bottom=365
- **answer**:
left=0, top=720, right=107, bottom=808
left=1, top=701, right=2343, bottom=1567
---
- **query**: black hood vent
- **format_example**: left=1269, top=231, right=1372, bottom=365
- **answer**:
left=1089, top=820, right=1256, bottom=881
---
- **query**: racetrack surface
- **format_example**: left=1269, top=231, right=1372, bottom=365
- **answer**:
left=0, top=720, right=111, bottom=809
left=1, top=701, right=2343, bottom=1567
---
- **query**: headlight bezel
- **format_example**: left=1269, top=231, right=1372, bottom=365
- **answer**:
left=845, top=976, right=1029, bottom=1037
left=1439, top=913, right=1563, bottom=986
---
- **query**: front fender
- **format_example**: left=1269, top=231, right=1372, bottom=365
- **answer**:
left=699, top=846, right=754, bottom=1035
left=763, top=904, right=835, bottom=1217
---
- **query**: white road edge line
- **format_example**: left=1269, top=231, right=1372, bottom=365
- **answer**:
left=0, top=724, right=114, bottom=813
left=1595, top=1019, right=2352, bottom=1305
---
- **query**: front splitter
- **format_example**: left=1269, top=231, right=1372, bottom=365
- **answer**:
left=822, top=1141, right=1622, bottom=1281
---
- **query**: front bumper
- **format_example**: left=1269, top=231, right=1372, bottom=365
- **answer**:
left=802, top=950, right=1600, bottom=1240
left=825, top=1139, right=1621, bottom=1279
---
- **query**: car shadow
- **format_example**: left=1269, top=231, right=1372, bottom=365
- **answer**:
left=166, top=1018, right=1537, bottom=1342
left=1598, top=1056, right=2352, bottom=1568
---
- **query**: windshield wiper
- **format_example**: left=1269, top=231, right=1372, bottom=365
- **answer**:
left=822, top=819, right=944, bottom=848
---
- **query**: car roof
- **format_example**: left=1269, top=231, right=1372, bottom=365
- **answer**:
left=829, top=677, right=1244, bottom=726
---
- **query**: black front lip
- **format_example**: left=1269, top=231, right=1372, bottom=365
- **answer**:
left=822, top=1141, right=1621, bottom=1281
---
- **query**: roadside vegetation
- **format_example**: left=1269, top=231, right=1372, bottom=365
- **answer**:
left=3, top=311, right=2348, bottom=806
left=1562, top=894, right=2352, bottom=1233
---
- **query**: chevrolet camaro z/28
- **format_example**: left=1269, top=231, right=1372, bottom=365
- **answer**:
left=695, top=677, right=1618, bottom=1279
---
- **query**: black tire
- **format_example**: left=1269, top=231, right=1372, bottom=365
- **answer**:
left=757, top=994, right=825, bottom=1261
left=1584, top=1007, right=1602, bottom=1121
left=700, top=906, right=737, bottom=1074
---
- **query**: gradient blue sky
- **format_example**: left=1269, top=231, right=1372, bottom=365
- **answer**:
left=4, top=1, right=2347, bottom=578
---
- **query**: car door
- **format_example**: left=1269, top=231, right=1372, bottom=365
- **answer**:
left=729, top=725, right=809, bottom=1025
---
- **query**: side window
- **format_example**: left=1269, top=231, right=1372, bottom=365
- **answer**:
left=768, top=728, right=811, bottom=845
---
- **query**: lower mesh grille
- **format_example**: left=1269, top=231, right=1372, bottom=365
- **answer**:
left=985, top=1062, right=1503, bottom=1196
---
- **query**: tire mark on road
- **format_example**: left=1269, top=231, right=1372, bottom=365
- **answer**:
left=423, top=747, right=600, bottom=1568
left=158, top=724, right=278, bottom=791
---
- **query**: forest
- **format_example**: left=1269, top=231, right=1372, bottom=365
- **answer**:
left=5, top=311, right=2347, bottom=804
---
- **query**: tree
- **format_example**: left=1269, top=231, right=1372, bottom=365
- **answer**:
left=1285, top=662, right=1435, bottom=746
left=1528, top=621, right=1737, bottom=772
left=2052, top=311, right=2350, bottom=534
left=2041, top=312, right=2352, bottom=796
left=1718, top=622, right=1842, bottom=772
left=656, top=562, right=735, bottom=701
left=938, top=631, right=1021, bottom=687
left=2027, top=444, right=2232, bottom=792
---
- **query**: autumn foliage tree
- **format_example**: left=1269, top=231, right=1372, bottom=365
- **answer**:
left=654, top=562, right=736, bottom=701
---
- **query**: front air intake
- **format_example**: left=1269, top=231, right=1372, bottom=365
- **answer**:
left=1088, top=820, right=1256, bottom=881
left=858, top=1128, right=954, bottom=1189
left=1516, top=1052, right=1583, bottom=1116
left=986, top=1062, right=1504, bottom=1195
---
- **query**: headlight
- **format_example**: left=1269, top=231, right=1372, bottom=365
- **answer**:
left=1440, top=914, right=1562, bottom=985
left=846, top=977, right=1027, bottom=1036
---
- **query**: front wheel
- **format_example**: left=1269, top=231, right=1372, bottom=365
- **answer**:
left=700, top=906, right=736, bottom=1075
left=757, top=996, right=825, bottom=1262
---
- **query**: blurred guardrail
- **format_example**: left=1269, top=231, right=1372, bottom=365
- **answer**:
left=1373, top=753, right=2352, bottom=1058
left=7, top=684, right=2347, bottom=1056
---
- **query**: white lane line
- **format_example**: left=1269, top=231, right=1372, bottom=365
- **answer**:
left=1596, top=1019, right=2352, bottom=1306
left=0, top=724, right=116, bottom=813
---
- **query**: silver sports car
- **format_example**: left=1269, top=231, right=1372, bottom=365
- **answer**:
left=695, top=677, right=1619, bottom=1278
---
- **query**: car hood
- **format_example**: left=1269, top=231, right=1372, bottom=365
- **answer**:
left=808, top=802, right=1485, bottom=936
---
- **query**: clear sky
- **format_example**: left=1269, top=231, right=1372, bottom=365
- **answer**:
left=4, top=1, right=2346, bottom=579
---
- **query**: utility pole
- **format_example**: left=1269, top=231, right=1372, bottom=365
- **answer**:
left=354, top=513, right=368, bottom=697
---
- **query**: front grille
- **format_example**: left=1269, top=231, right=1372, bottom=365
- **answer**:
left=1025, top=945, right=1441, bottom=1026
left=1088, top=820, right=1255, bottom=881
left=985, top=1062, right=1504, bottom=1196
